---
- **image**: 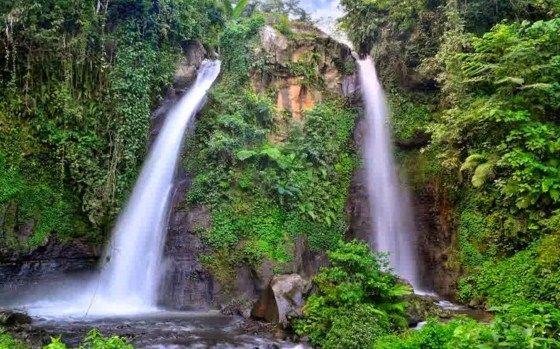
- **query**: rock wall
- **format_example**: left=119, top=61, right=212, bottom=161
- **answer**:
left=0, top=237, right=99, bottom=291
left=162, top=23, right=359, bottom=314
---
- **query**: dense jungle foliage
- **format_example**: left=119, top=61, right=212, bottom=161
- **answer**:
left=184, top=11, right=358, bottom=288
left=2, top=0, right=560, bottom=348
left=333, top=0, right=560, bottom=346
left=0, top=0, right=223, bottom=250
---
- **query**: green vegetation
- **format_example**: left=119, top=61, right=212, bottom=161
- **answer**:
left=0, top=0, right=223, bottom=250
left=185, top=12, right=357, bottom=288
left=1, top=329, right=132, bottom=349
left=0, top=329, right=28, bottom=349
left=293, top=241, right=411, bottom=349
left=45, top=329, right=132, bottom=349
left=341, top=0, right=560, bottom=309
left=377, top=303, right=560, bottom=348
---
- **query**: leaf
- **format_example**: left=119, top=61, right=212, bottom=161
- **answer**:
left=232, top=0, right=249, bottom=19
left=495, top=77, right=525, bottom=85
left=236, top=150, right=256, bottom=161
left=460, top=154, right=487, bottom=172
left=520, top=83, right=553, bottom=90
left=260, top=146, right=282, bottom=161
left=472, top=162, right=495, bottom=188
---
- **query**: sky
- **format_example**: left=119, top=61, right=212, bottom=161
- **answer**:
left=297, top=0, right=349, bottom=44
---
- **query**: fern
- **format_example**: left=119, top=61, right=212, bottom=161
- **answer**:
left=232, top=0, right=249, bottom=19
left=460, top=153, right=487, bottom=172
left=472, top=162, right=495, bottom=187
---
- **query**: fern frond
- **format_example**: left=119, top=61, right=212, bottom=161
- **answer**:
left=232, top=0, right=249, bottom=19
left=460, top=153, right=487, bottom=172
left=472, top=162, right=495, bottom=187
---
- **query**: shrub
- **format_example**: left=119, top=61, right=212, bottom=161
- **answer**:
left=44, top=329, right=132, bottom=349
left=293, top=241, right=410, bottom=349
left=376, top=302, right=560, bottom=349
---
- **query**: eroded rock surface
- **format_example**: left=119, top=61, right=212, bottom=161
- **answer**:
left=0, top=237, right=99, bottom=288
left=251, top=274, right=311, bottom=327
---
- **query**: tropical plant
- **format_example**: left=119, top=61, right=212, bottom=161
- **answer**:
left=293, top=241, right=411, bottom=349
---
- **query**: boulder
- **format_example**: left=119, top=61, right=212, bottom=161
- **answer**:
left=174, top=40, right=207, bottom=90
left=251, top=274, right=310, bottom=327
left=0, top=310, right=31, bottom=327
left=404, top=294, right=443, bottom=326
left=259, top=26, right=289, bottom=65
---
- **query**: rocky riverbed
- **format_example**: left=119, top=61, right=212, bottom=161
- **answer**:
left=4, top=311, right=307, bottom=349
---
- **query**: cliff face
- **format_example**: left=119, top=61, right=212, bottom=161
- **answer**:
left=0, top=41, right=210, bottom=299
left=163, top=22, right=359, bottom=312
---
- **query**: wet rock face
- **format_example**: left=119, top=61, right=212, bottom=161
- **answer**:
left=0, top=237, right=99, bottom=287
left=159, top=169, right=217, bottom=310
left=414, top=184, right=460, bottom=298
left=346, top=117, right=372, bottom=243
left=174, top=40, right=208, bottom=90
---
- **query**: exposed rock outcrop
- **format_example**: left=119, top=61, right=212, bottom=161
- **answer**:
left=252, top=24, right=357, bottom=142
left=174, top=40, right=208, bottom=90
left=0, top=237, right=99, bottom=288
left=251, top=274, right=310, bottom=327
left=0, top=310, right=31, bottom=327
left=414, top=183, right=460, bottom=298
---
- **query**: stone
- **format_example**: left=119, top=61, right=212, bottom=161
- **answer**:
left=251, top=274, right=310, bottom=327
left=174, top=40, right=207, bottom=90
left=259, top=26, right=288, bottom=64
left=0, top=310, right=32, bottom=327
left=404, top=293, right=441, bottom=326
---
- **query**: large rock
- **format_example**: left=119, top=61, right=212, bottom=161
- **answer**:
left=251, top=23, right=357, bottom=133
left=259, top=25, right=289, bottom=64
left=0, top=310, right=31, bottom=327
left=251, top=274, right=311, bottom=327
left=174, top=40, right=208, bottom=90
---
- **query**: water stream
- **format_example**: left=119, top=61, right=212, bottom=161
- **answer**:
left=94, top=60, right=221, bottom=314
left=1, top=60, right=221, bottom=318
left=357, top=57, right=420, bottom=289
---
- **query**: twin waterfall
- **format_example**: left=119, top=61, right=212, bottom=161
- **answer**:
left=11, top=56, right=423, bottom=318
left=357, top=57, right=420, bottom=289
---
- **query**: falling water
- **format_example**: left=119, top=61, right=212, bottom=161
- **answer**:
left=95, top=60, right=221, bottom=310
left=357, top=56, right=419, bottom=288
left=4, top=60, right=221, bottom=317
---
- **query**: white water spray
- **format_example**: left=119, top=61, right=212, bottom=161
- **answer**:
left=357, top=57, right=419, bottom=288
left=96, top=60, right=221, bottom=309
left=7, top=60, right=221, bottom=318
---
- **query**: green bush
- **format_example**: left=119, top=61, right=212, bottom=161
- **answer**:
left=376, top=302, right=560, bottom=348
left=293, top=241, right=410, bottom=349
left=0, top=329, right=28, bottom=349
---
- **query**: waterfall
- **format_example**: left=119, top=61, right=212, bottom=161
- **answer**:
left=12, top=60, right=221, bottom=318
left=95, top=60, right=221, bottom=310
left=357, top=57, right=419, bottom=289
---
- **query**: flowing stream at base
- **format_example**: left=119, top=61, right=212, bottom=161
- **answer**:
left=357, top=57, right=420, bottom=289
left=4, top=60, right=221, bottom=318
